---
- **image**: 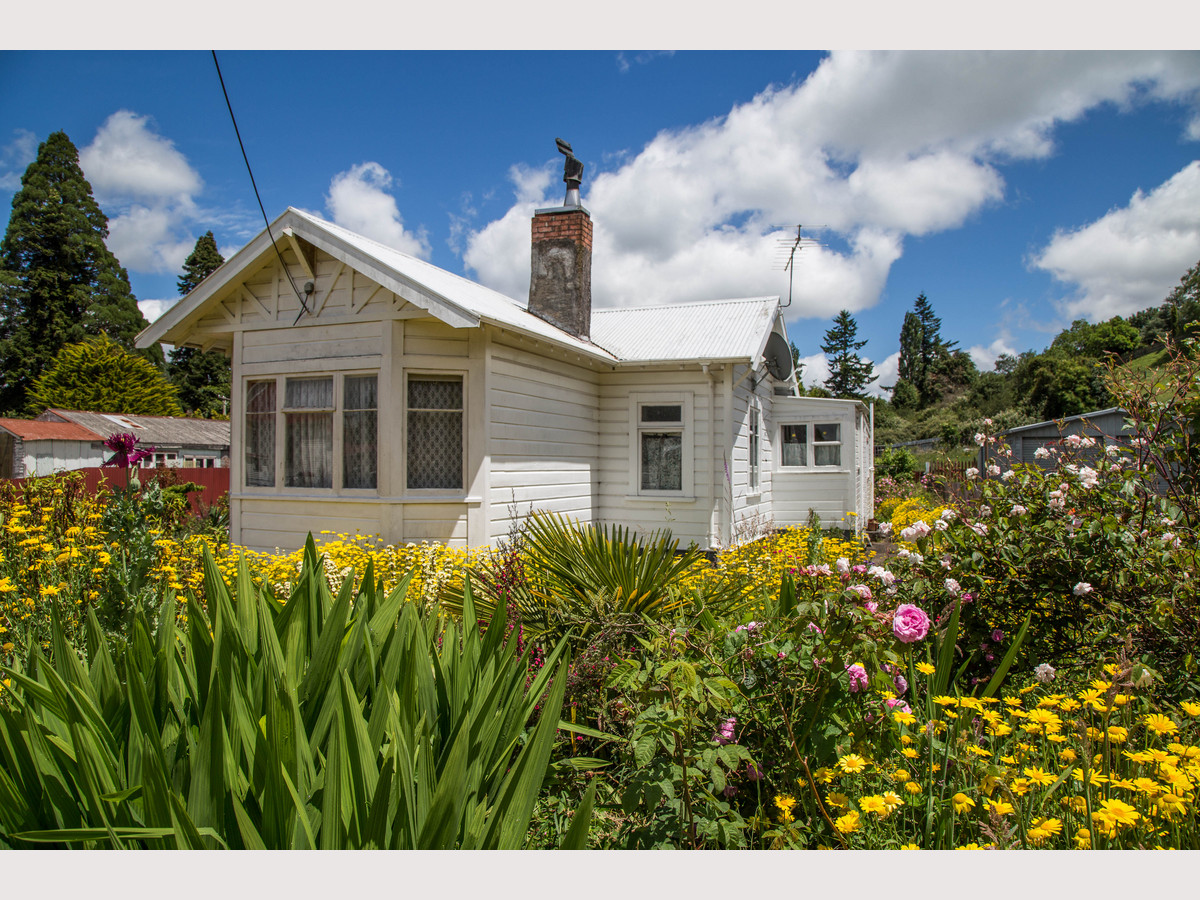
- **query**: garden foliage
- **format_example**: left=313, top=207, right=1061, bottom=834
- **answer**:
left=0, top=538, right=592, bottom=849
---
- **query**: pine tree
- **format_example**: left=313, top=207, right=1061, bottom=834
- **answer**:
left=167, top=232, right=231, bottom=417
left=26, top=335, right=183, bottom=417
left=821, top=309, right=875, bottom=398
left=0, top=131, right=155, bottom=415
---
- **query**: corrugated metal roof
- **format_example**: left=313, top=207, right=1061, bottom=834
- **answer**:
left=591, top=297, right=779, bottom=362
left=998, top=407, right=1128, bottom=437
left=41, top=410, right=230, bottom=448
left=0, top=418, right=103, bottom=442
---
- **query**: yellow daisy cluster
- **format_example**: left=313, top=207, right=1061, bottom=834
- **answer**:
left=676, top=525, right=867, bottom=610
left=821, top=659, right=1200, bottom=849
left=888, top=496, right=950, bottom=535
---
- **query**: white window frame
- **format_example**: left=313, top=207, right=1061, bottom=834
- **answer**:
left=777, top=419, right=847, bottom=471
left=242, top=370, right=379, bottom=494
left=404, top=370, right=467, bottom=494
left=628, top=392, right=694, bottom=499
left=748, top=404, right=761, bottom=493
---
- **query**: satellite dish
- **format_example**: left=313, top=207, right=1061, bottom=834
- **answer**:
left=763, top=331, right=794, bottom=382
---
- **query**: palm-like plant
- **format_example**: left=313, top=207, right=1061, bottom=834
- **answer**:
left=0, top=536, right=594, bottom=849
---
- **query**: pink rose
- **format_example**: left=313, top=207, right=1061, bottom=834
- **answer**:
left=846, top=663, right=869, bottom=693
left=893, top=604, right=931, bottom=643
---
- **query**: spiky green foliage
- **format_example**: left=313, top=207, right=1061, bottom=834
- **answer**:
left=444, top=512, right=717, bottom=646
left=0, top=131, right=156, bottom=414
left=0, top=538, right=593, bottom=849
left=26, top=335, right=183, bottom=417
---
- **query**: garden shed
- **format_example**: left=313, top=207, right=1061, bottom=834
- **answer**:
left=979, top=407, right=1131, bottom=469
left=138, top=200, right=873, bottom=551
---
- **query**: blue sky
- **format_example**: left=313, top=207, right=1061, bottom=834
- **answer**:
left=2, top=49, right=1200, bottom=394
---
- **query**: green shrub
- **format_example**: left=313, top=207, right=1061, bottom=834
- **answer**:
left=0, top=537, right=593, bottom=849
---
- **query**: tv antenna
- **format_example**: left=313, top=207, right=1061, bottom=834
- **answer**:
left=773, top=225, right=825, bottom=309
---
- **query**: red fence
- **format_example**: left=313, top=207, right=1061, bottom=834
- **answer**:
left=4, top=466, right=229, bottom=516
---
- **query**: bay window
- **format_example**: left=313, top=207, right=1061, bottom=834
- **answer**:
left=243, top=372, right=378, bottom=491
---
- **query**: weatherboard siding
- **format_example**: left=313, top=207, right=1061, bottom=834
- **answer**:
left=487, top=336, right=600, bottom=540
left=597, top=367, right=720, bottom=548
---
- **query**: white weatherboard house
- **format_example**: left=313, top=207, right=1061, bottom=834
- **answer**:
left=138, top=190, right=873, bottom=551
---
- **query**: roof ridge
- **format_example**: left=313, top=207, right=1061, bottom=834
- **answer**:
left=593, top=296, right=778, bottom=315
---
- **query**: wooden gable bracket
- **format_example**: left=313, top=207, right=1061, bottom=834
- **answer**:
left=355, top=283, right=384, bottom=315
left=312, top=260, right=346, bottom=316
left=241, top=286, right=274, bottom=321
left=281, top=227, right=316, bottom=281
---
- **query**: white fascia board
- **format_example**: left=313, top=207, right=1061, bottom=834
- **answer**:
left=292, top=222, right=480, bottom=330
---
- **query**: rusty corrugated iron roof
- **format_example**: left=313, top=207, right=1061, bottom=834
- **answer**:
left=0, top=418, right=104, bottom=442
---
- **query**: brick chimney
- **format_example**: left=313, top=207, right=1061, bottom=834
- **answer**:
left=528, top=205, right=592, bottom=339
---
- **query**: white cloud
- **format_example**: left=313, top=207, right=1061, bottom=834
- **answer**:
left=864, top=351, right=901, bottom=399
left=616, top=51, right=675, bottom=74
left=0, top=128, right=37, bottom=191
left=80, top=110, right=201, bottom=203
left=78, top=111, right=212, bottom=278
left=325, top=162, right=431, bottom=259
left=796, top=352, right=829, bottom=389
left=968, top=335, right=1020, bottom=372
left=138, top=297, right=178, bottom=324
left=1032, top=161, right=1200, bottom=320
left=463, top=51, right=1200, bottom=319
left=106, top=205, right=196, bottom=274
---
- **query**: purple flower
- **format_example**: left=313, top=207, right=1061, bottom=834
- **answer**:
left=714, top=717, right=737, bottom=745
left=893, top=674, right=908, bottom=696
left=991, top=629, right=1004, bottom=643
left=846, top=663, right=868, bottom=693
left=886, top=697, right=912, bottom=715
left=893, top=604, right=931, bottom=644
left=102, top=432, right=154, bottom=468
left=746, top=763, right=763, bottom=782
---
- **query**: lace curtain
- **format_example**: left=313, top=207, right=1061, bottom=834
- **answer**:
left=245, top=381, right=276, bottom=486
left=781, top=425, right=807, bottom=467
left=343, top=375, right=378, bottom=489
left=285, top=377, right=333, bottom=488
left=408, top=377, right=462, bottom=490
left=641, top=432, right=682, bottom=491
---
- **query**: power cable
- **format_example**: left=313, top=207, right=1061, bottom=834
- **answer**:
left=211, top=51, right=312, bottom=324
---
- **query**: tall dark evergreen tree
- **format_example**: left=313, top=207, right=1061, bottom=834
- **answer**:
left=166, top=232, right=231, bottom=418
left=0, top=131, right=154, bottom=414
left=821, top=309, right=875, bottom=398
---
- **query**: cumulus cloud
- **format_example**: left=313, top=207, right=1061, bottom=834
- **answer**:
left=78, top=111, right=212, bottom=277
left=0, top=128, right=38, bottom=191
left=968, top=334, right=1020, bottom=372
left=325, top=162, right=431, bottom=259
left=138, top=298, right=178, bottom=324
left=463, top=51, right=1200, bottom=319
left=864, top=351, right=901, bottom=399
left=1032, top=161, right=1200, bottom=321
left=80, top=110, right=200, bottom=203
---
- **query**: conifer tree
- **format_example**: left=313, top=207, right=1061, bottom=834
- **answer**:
left=0, top=131, right=155, bottom=414
left=821, top=309, right=875, bottom=398
left=26, top=335, right=183, bottom=417
left=167, top=232, right=231, bottom=417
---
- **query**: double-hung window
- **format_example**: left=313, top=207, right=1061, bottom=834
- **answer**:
left=407, top=375, right=463, bottom=490
left=631, top=393, right=693, bottom=496
left=749, top=407, right=760, bottom=491
left=780, top=422, right=843, bottom=468
left=244, top=373, right=378, bottom=490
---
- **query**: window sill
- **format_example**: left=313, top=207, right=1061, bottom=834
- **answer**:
left=623, top=494, right=697, bottom=503
left=775, top=467, right=851, bottom=475
left=234, top=491, right=483, bottom=506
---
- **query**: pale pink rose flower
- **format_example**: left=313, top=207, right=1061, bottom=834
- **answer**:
left=893, top=604, right=931, bottom=643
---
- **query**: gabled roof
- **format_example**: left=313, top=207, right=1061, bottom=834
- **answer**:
left=137, top=208, right=784, bottom=368
left=40, top=410, right=230, bottom=449
left=0, top=418, right=103, bottom=442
